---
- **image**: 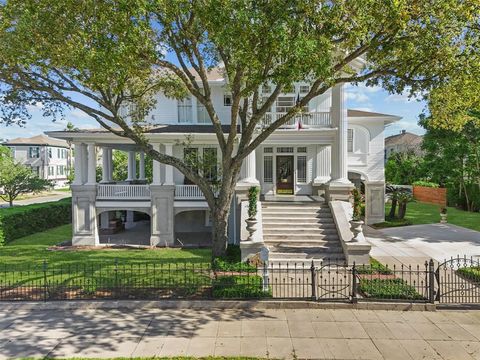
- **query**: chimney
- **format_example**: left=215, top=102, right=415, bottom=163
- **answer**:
left=401, top=130, right=406, bottom=134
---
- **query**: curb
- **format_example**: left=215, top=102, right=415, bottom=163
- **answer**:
left=0, top=300, right=436, bottom=312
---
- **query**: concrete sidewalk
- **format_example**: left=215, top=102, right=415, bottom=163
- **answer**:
left=1, top=306, right=480, bottom=359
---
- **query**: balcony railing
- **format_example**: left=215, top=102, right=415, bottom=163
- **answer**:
left=97, top=184, right=151, bottom=200
left=175, top=185, right=205, bottom=200
left=261, top=111, right=331, bottom=128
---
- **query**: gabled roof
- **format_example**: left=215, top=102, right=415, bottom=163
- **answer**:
left=347, top=109, right=398, bottom=118
left=2, top=134, right=68, bottom=148
left=385, top=131, right=423, bottom=147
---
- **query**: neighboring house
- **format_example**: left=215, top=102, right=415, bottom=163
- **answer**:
left=47, top=68, right=400, bottom=263
left=384, top=130, right=423, bottom=160
left=2, top=134, right=71, bottom=187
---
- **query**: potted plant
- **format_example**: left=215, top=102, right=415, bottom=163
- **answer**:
left=245, top=186, right=259, bottom=241
left=440, top=207, right=448, bottom=223
left=350, top=188, right=364, bottom=241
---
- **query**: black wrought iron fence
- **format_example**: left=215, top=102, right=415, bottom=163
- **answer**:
left=1, top=257, right=479, bottom=304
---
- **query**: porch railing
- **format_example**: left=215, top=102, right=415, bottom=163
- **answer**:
left=260, top=111, right=331, bottom=128
left=175, top=185, right=205, bottom=199
left=97, top=184, right=151, bottom=200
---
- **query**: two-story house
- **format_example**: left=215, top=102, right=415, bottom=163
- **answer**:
left=2, top=134, right=71, bottom=188
left=47, top=68, right=399, bottom=263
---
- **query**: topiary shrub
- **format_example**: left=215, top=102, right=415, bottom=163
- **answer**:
left=0, top=198, right=72, bottom=245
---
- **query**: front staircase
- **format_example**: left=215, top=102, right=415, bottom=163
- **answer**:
left=262, top=201, right=345, bottom=264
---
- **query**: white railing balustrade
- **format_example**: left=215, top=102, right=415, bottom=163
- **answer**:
left=97, top=184, right=151, bottom=200
left=260, top=111, right=331, bottom=128
left=175, top=185, right=205, bottom=199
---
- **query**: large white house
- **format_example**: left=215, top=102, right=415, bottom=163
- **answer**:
left=47, top=69, right=399, bottom=263
left=2, top=134, right=71, bottom=187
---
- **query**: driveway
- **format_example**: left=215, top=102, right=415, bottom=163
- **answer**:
left=366, top=223, right=480, bottom=267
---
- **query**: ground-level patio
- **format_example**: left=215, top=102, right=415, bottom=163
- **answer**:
left=1, top=304, right=480, bottom=359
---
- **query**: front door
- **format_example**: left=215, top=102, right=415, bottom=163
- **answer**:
left=276, top=155, right=294, bottom=195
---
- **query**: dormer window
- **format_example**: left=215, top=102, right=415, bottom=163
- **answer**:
left=224, top=94, right=232, bottom=106
left=299, top=85, right=310, bottom=94
left=262, top=84, right=271, bottom=94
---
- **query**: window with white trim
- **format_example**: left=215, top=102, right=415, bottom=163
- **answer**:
left=276, top=96, right=295, bottom=113
left=297, top=156, right=307, bottom=183
left=264, top=147, right=273, bottom=153
left=203, top=147, right=218, bottom=182
left=347, top=129, right=354, bottom=152
left=48, top=166, right=55, bottom=176
left=47, top=148, right=52, bottom=158
left=262, top=84, right=271, bottom=94
left=178, top=96, right=193, bottom=123
left=263, top=156, right=273, bottom=183
left=277, top=147, right=294, bottom=153
left=183, top=147, right=199, bottom=184
left=299, top=85, right=310, bottom=94
left=224, top=94, right=232, bottom=106
left=29, top=147, right=40, bottom=158
left=297, top=147, right=307, bottom=153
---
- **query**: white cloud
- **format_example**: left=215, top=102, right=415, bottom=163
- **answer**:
left=345, top=91, right=369, bottom=103
left=385, top=119, right=425, bottom=136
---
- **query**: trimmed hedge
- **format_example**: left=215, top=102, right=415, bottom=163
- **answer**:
left=0, top=198, right=72, bottom=245
left=412, top=181, right=439, bottom=188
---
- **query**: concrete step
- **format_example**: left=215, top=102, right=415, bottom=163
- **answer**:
left=267, top=257, right=346, bottom=266
left=263, top=229, right=339, bottom=237
left=262, top=213, right=333, bottom=219
left=262, top=216, right=334, bottom=226
left=263, top=232, right=339, bottom=240
left=264, top=239, right=340, bottom=247
left=269, top=252, right=345, bottom=261
left=263, top=223, right=337, bottom=230
left=262, top=208, right=331, bottom=214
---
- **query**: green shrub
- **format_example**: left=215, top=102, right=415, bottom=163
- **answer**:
left=0, top=198, right=72, bottom=245
left=212, top=275, right=271, bottom=298
left=359, top=278, right=425, bottom=300
left=356, top=258, right=393, bottom=275
left=212, top=245, right=256, bottom=272
left=412, top=181, right=440, bottom=188
left=457, top=267, right=480, bottom=282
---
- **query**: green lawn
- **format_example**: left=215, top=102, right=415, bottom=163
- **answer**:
left=1, top=224, right=211, bottom=265
left=376, top=201, right=480, bottom=232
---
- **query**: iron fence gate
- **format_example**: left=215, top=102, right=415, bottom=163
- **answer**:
left=435, top=256, right=480, bottom=304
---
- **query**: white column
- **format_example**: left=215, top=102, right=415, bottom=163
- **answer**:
left=86, top=143, right=96, bottom=185
left=127, top=151, right=136, bottom=181
left=139, top=151, right=146, bottom=181
left=164, top=144, right=174, bottom=185
left=101, top=147, right=109, bottom=183
left=100, top=211, right=110, bottom=229
left=107, top=148, right=113, bottom=182
left=314, top=145, right=331, bottom=184
left=331, top=84, right=350, bottom=183
left=81, top=143, right=88, bottom=184
left=125, top=210, right=135, bottom=229
left=239, top=150, right=259, bottom=184
left=73, top=143, right=84, bottom=185
left=152, top=144, right=161, bottom=185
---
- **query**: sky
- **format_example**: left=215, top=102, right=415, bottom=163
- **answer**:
left=0, top=83, right=427, bottom=141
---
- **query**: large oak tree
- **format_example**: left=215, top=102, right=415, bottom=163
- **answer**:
left=0, top=0, right=478, bottom=256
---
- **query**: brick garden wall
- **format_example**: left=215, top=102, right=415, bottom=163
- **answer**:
left=413, top=186, right=447, bottom=206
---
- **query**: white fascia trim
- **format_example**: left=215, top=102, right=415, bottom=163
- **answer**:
left=348, top=116, right=402, bottom=125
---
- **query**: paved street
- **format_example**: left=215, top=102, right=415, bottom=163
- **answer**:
left=366, top=224, right=480, bottom=267
left=0, top=190, right=70, bottom=208
left=1, top=305, right=480, bottom=359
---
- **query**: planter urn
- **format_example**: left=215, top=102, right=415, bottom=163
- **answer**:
left=349, top=219, right=364, bottom=242
left=440, top=213, right=448, bottom=224
left=245, top=218, right=258, bottom=241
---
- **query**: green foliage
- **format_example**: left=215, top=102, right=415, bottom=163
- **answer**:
left=457, top=267, right=480, bottom=282
left=0, top=198, right=72, bottom=245
left=412, top=181, right=439, bottom=188
left=212, top=275, right=271, bottom=299
left=351, top=188, right=363, bottom=221
left=212, top=245, right=256, bottom=272
left=385, top=151, right=425, bottom=185
left=247, top=186, right=259, bottom=219
left=0, top=146, right=52, bottom=206
left=421, top=117, right=480, bottom=212
left=356, top=258, right=393, bottom=275
left=359, top=278, right=425, bottom=300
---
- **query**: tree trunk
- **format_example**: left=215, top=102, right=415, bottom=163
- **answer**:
left=211, top=210, right=229, bottom=258
left=389, top=198, right=397, bottom=219
left=398, top=201, right=407, bottom=219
